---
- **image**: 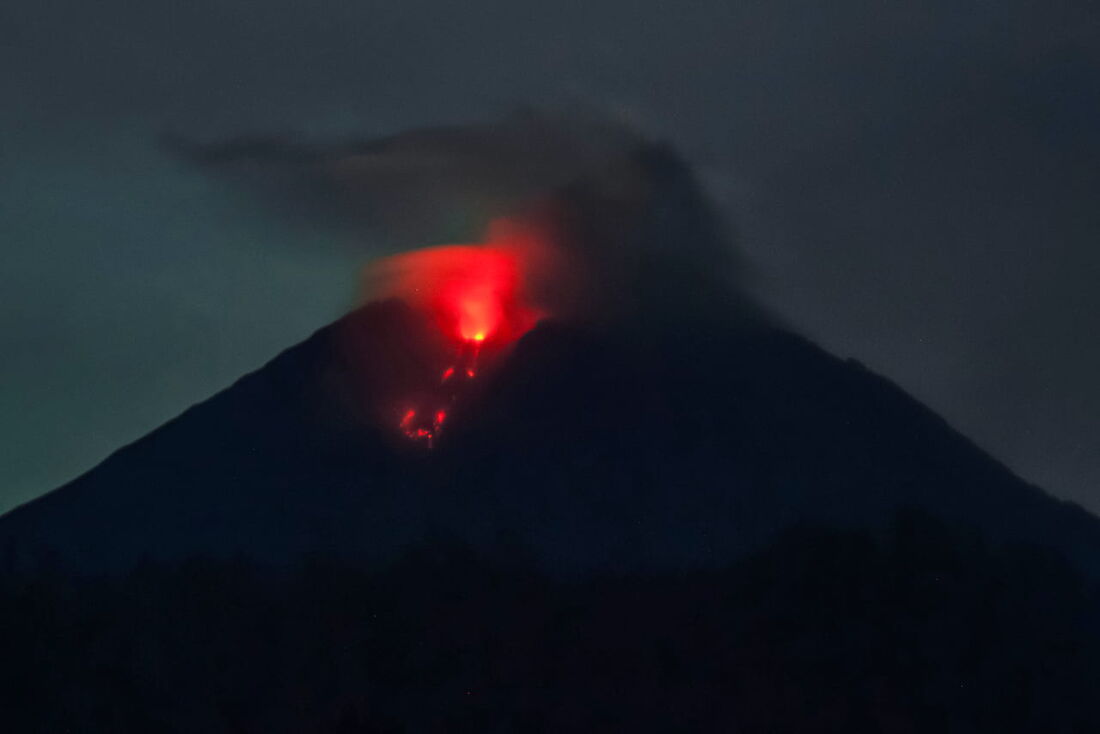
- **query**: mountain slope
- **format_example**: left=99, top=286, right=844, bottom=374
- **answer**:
left=3, top=299, right=1098, bottom=578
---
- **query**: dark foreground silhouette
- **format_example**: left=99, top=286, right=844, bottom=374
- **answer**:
left=3, top=511, right=1098, bottom=733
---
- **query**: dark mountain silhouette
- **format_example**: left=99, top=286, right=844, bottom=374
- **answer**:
left=2, top=297, right=1099, bottom=579
left=5, top=295, right=1100, bottom=733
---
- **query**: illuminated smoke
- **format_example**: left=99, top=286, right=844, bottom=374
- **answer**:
left=364, top=216, right=574, bottom=447
left=171, top=111, right=765, bottom=447
left=364, top=217, right=562, bottom=347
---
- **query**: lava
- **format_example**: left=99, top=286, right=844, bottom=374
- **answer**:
left=367, top=217, right=558, bottom=448
left=399, top=407, right=447, bottom=449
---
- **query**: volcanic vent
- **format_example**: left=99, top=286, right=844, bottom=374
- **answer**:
left=355, top=215, right=569, bottom=448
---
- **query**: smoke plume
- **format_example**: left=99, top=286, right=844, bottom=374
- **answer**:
left=168, top=110, right=768, bottom=333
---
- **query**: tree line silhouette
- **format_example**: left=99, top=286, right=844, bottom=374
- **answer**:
left=2, top=510, right=1098, bottom=733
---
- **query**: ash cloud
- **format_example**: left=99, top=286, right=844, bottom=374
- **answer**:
left=167, top=111, right=769, bottom=331
left=162, top=112, right=643, bottom=245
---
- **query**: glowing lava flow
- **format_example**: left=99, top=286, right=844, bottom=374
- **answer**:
left=398, top=336, right=482, bottom=448
left=373, top=218, right=554, bottom=448
left=399, top=407, right=446, bottom=449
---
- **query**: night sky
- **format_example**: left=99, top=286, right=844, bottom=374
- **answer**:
left=2, top=0, right=1097, bottom=514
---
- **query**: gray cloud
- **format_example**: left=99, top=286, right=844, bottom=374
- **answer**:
left=169, top=111, right=763, bottom=333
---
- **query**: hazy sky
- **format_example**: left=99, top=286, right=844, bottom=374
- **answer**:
left=2, top=0, right=1097, bottom=515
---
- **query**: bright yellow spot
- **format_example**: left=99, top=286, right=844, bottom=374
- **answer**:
left=473, top=332, right=486, bottom=342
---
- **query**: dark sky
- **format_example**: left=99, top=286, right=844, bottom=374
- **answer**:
left=1, top=0, right=1097, bottom=515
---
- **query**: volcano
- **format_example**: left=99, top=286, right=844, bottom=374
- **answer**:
left=3, top=139, right=1100, bottom=733
left=6, top=300, right=1100, bottom=732
left=3, top=295, right=1099, bottom=577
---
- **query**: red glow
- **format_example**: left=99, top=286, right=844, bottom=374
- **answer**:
left=366, top=217, right=562, bottom=449
left=399, top=407, right=448, bottom=448
left=366, top=218, right=551, bottom=348
left=430, top=244, right=533, bottom=345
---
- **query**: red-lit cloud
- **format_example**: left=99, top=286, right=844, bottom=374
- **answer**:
left=364, top=217, right=563, bottom=350
left=362, top=216, right=573, bottom=447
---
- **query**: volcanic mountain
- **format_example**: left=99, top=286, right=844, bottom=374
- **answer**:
left=8, top=295, right=1100, bottom=733
left=3, top=294, right=1099, bottom=580
left=4, top=136, right=1100, bottom=732
left=4, top=133, right=1100, bottom=580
